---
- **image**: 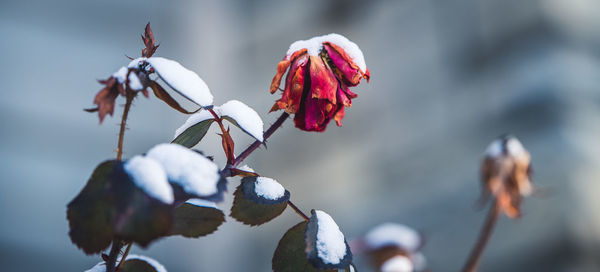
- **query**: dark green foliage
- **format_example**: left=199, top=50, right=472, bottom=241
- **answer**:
left=67, top=160, right=116, bottom=254
left=230, top=178, right=289, bottom=226
left=120, top=259, right=159, bottom=272
left=170, top=202, right=225, bottom=238
left=172, top=118, right=215, bottom=148
left=272, top=222, right=335, bottom=272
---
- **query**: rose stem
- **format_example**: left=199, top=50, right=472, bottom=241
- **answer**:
left=106, top=90, right=135, bottom=272
left=287, top=200, right=310, bottom=221
left=462, top=199, right=501, bottom=272
left=231, top=112, right=289, bottom=168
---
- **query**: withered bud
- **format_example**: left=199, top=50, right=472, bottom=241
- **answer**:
left=481, top=135, right=533, bottom=218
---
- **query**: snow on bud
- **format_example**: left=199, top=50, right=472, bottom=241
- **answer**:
left=482, top=135, right=533, bottom=218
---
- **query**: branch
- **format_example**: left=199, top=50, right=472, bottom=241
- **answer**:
left=462, top=199, right=501, bottom=272
left=232, top=112, right=289, bottom=167
left=287, top=200, right=309, bottom=221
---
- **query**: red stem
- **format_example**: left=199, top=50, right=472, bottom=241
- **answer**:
left=232, top=112, right=289, bottom=167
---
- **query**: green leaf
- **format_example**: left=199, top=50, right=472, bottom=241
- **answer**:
left=272, top=222, right=336, bottom=272
left=230, top=178, right=289, bottom=226
left=170, top=201, right=225, bottom=238
left=67, top=160, right=116, bottom=254
left=172, top=118, right=215, bottom=148
left=120, top=259, right=159, bottom=272
left=119, top=255, right=166, bottom=272
left=110, top=162, right=174, bottom=247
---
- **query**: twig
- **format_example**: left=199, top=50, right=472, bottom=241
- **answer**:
left=107, top=90, right=135, bottom=272
left=116, top=91, right=135, bottom=160
left=462, top=199, right=501, bottom=272
left=232, top=112, right=289, bottom=167
left=116, top=242, right=133, bottom=271
left=287, top=200, right=310, bottom=221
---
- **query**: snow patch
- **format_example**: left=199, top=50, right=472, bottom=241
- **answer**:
left=186, top=198, right=217, bottom=209
left=364, top=223, right=421, bottom=252
left=146, top=143, right=220, bottom=197
left=218, top=100, right=264, bottom=142
left=286, top=33, right=367, bottom=72
left=380, top=255, right=413, bottom=272
left=112, top=66, right=128, bottom=83
left=254, top=177, right=285, bottom=200
left=506, top=137, right=526, bottom=156
left=128, top=72, right=144, bottom=91
left=123, top=156, right=173, bottom=204
left=238, top=165, right=255, bottom=173
left=85, top=254, right=167, bottom=272
left=485, top=139, right=503, bottom=157
left=127, top=57, right=147, bottom=69
left=146, top=57, right=214, bottom=107
left=173, top=110, right=214, bottom=139
left=311, top=210, right=348, bottom=265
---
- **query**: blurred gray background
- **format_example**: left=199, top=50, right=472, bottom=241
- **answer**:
left=2, top=0, right=600, bottom=271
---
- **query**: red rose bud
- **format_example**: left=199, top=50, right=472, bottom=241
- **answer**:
left=481, top=135, right=533, bottom=218
left=270, top=34, right=369, bottom=132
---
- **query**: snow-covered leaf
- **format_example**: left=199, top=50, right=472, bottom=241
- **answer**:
left=67, top=161, right=116, bottom=254
left=305, top=210, right=352, bottom=269
left=380, top=255, right=413, bottom=272
left=218, top=100, right=264, bottom=142
left=110, top=161, right=173, bottom=247
left=85, top=254, right=167, bottom=272
left=123, top=156, right=173, bottom=204
left=148, top=81, right=199, bottom=114
left=146, top=57, right=214, bottom=107
left=363, top=223, right=421, bottom=252
left=146, top=143, right=226, bottom=201
left=169, top=199, right=225, bottom=238
left=68, top=160, right=175, bottom=253
left=230, top=177, right=289, bottom=226
left=272, top=222, right=335, bottom=272
left=172, top=111, right=215, bottom=148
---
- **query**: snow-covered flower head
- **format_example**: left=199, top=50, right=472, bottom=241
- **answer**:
left=351, top=223, right=426, bottom=272
left=269, top=34, right=370, bottom=132
left=481, top=135, right=533, bottom=218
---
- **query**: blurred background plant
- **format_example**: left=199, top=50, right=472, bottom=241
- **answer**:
left=2, top=0, right=600, bottom=271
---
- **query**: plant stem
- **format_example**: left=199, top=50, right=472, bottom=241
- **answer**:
left=107, top=90, right=135, bottom=272
left=287, top=200, right=310, bottom=221
left=116, top=92, right=135, bottom=161
left=106, top=240, right=123, bottom=272
left=232, top=112, right=289, bottom=167
left=462, top=199, right=501, bottom=272
left=116, top=242, right=133, bottom=271
left=209, top=108, right=235, bottom=164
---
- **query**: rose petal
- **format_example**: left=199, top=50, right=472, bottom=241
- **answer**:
left=324, top=42, right=369, bottom=83
left=279, top=54, right=308, bottom=113
left=324, top=43, right=363, bottom=86
left=309, top=56, right=337, bottom=104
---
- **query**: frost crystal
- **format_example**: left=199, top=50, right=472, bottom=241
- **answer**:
left=380, top=255, right=413, bottom=272
left=286, top=33, right=367, bottom=72
left=146, top=57, right=214, bottom=107
left=363, top=223, right=421, bottom=252
left=123, top=156, right=173, bottom=204
left=146, top=143, right=220, bottom=197
left=254, top=177, right=285, bottom=200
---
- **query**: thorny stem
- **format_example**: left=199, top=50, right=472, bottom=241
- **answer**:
left=116, top=91, right=135, bottom=161
left=462, top=199, right=501, bottom=272
left=116, top=242, right=133, bottom=271
left=232, top=112, right=289, bottom=167
left=287, top=200, right=310, bottom=221
left=107, top=90, right=135, bottom=272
